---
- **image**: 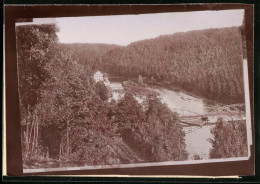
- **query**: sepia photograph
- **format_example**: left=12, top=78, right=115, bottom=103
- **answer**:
left=14, top=8, right=253, bottom=173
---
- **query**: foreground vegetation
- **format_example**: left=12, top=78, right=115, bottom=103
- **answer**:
left=209, top=119, right=248, bottom=159
left=16, top=24, right=188, bottom=168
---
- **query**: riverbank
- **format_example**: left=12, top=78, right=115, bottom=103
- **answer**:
left=108, top=76, right=225, bottom=107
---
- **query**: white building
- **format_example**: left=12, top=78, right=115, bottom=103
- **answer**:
left=93, top=71, right=104, bottom=83
left=93, top=71, right=111, bottom=87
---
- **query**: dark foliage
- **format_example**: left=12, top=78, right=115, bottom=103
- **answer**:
left=16, top=24, right=59, bottom=159
left=143, top=95, right=188, bottom=161
left=36, top=51, right=121, bottom=165
left=209, top=118, right=248, bottom=159
left=16, top=24, right=59, bottom=112
left=95, top=81, right=109, bottom=101
left=112, top=93, right=188, bottom=162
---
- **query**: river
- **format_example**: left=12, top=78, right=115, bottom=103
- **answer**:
left=153, top=87, right=221, bottom=159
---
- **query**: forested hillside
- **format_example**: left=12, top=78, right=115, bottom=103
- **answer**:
left=101, top=27, right=245, bottom=104
left=59, top=43, right=119, bottom=71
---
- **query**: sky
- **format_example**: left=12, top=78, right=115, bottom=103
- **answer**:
left=35, top=9, right=244, bottom=46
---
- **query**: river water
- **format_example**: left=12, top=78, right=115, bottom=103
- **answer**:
left=151, top=87, right=215, bottom=159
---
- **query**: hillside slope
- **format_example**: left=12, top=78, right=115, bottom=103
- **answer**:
left=59, top=43, right=120, bottom=70
left=101, top=27, right=245, bottom=104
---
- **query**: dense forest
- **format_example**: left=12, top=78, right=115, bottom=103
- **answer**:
left=101, top=27, right=245, bottom=104
left=59, top=43, right=119, bottom=71
left=16, top=24, right=188, bottom=168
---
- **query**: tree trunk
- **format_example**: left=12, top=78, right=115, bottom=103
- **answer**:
left=25, top=117, right=29, bottom=158
left=46, top=147, right=49, bottom=159
left=24, top=106, right=30, bottom=158
left=35, top=120, right=39, bottom=154
left=28, top=112, right=36, bottom=156
left=59, top=141, right=62, bottom=161
left=32, top=114, right=38, bottom=154
left=66, top=121, right=70, bottom=160
left=61, top=141, right=64, bottom=159
left=31, top=119, right=36, bottom=154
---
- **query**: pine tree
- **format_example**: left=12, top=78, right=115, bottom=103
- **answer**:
left=209, top=118, right=248, bottom=159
